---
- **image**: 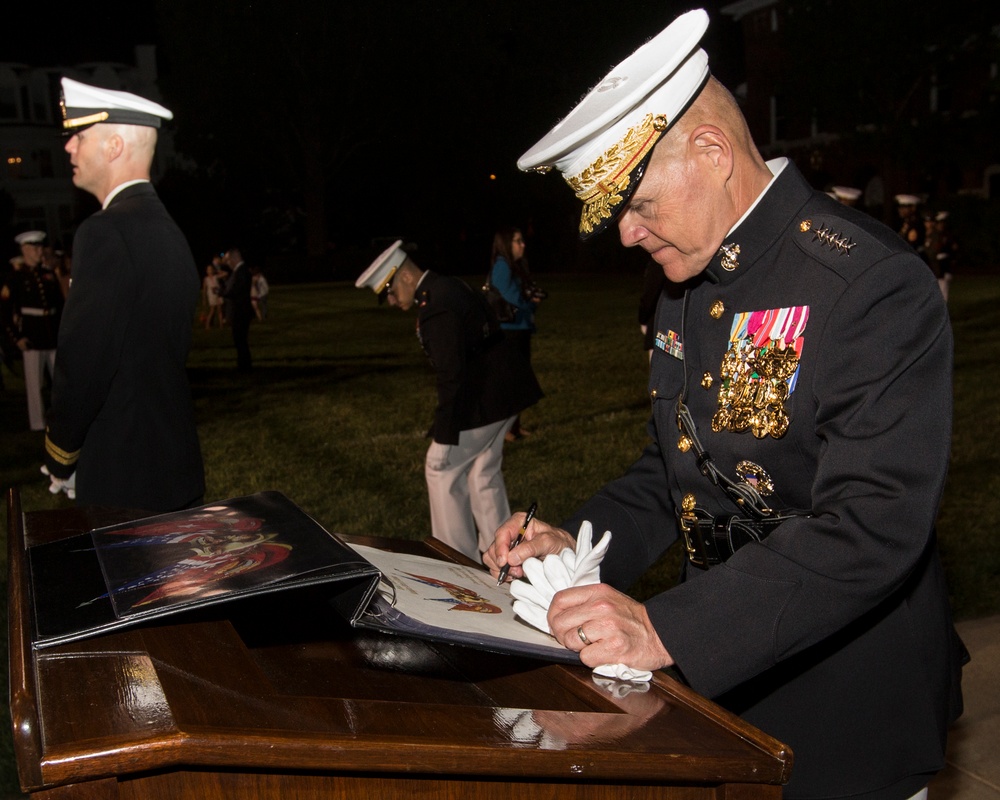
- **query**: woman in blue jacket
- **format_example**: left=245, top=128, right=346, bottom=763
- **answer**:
left=490, top=227, right=543, bottom=440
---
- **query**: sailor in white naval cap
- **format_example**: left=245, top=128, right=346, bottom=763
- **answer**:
left=43, top=77, right=204, bottom=511
left=486, top=9, right=963, bottom=799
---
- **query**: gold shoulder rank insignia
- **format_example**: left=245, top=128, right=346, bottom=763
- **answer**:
left=800, top=220, right=857, bottom=255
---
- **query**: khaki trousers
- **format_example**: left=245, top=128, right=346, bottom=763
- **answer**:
left=425, top=416, right=516, bottom=562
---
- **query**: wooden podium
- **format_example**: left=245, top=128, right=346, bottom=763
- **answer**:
left=7, top=489, right=792, bottom=799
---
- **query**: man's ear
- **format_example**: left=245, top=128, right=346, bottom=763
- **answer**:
left=396, top=261, right=415, bottom=287
left=105, top=133, right=125, bottom=162
left=690, top=125, right=733, bottom=180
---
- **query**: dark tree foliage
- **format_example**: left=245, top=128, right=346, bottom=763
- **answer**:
left=780, top=0, right=1000, bottom=179
left=151, top=0, right=717, bottom=272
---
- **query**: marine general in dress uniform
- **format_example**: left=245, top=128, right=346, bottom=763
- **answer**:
left=357, top=241, right=542, bottom=562
left=43, top=77, right=204, bottom=511
left=1, top=230, right=63, bottom=430
left=484, top=10, right=964, bottom=800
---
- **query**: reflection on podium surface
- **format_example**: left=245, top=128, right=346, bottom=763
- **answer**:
left=8, top=492, right=792, bottom=798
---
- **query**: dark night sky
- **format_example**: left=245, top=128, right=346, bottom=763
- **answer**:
left=1, top=2, right=159, bottom=65
left=1, top=2, right=739, bottom=266
left=1, top=2, right=740, bottom=109
left=4, top=0, right=997, bottom=273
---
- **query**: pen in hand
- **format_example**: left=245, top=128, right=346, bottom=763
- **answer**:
left=496, top=501, right=537, bottom=586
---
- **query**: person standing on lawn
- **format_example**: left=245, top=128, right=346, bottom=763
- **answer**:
left=489, top=226, right=544, bottom=441
left=2, top=230, right=63, bottom=431
left=217, top=247, right=254, bottom=372
left=356, top=240, right=542, bottom=562
left=43, top=77, right=204, bottom=511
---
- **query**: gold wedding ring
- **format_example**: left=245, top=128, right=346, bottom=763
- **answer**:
left=577, top=626, right=591, bottom=646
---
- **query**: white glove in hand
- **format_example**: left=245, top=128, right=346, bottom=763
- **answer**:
left=510, top=522, right=651, bottom=682
left=569, top=520, right=611, bottom=586
left=511, top=521, right=608, bottom=631
left=40, top=465, right=76, bottom=500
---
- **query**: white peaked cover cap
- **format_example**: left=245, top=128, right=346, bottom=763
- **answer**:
left=518, top=9, right=711, bottom=238
left=61, top=77, right=173, bottom=131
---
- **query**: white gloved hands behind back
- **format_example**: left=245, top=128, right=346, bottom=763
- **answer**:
left=40, top=465, right=76, bottom=500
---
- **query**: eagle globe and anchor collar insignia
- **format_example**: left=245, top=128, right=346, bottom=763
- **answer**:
left=718, top=242, right=741, bottom=271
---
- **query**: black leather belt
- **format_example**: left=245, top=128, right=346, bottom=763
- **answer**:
left=677, top=508, right=798, bottom=569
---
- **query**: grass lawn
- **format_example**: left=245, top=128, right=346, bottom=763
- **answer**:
left=2, top=270, right=998, bottom=794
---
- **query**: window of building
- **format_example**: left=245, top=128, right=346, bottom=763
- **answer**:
left=6, top=152, right=25, bottom=179
left=33, top=99, right=48, bottom=122
left=770, top=95, right=787, bottom=144
left=37, top=149, right=54, bottom=179
left=16, top=207, right=46, bottom=232
left=58, top=204, right=74, bottom=236
left=932, top=69, right=953, bottom=115
left=0, top=84, right=19, bottom=120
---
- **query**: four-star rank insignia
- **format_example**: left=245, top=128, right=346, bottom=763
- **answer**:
left=800, top=219, right=857, bottom=255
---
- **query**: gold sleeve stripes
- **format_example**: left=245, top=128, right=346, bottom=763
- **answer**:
left=45, top=434, right=80, bottom=467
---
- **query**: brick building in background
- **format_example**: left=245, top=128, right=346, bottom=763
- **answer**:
left=721, top=0, right=1000, bottom=242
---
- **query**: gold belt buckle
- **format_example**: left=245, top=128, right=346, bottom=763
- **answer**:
left=679, top=511, right=705, bottom=567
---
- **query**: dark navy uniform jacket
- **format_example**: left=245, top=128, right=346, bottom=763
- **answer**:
left=565, top=161, right=963, bottom=800
left=415, top=271, right=542, bottom=445
left=45, top=183, right=205, bottom=512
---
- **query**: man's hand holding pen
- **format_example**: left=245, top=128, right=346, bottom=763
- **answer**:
left=495, top=502, right=537, bottom=586
left=486, top=510, right=576, bottom=583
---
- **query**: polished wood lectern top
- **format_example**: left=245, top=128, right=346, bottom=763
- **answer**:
left=7, top=490, right=792, bottom=799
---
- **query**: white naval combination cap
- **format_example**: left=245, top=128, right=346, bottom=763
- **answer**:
left=15, top=231, right=46, bottom=246
left=895, top=194, right=921, bottom=206
left=355, top=239, right=407, bottom=303
left=60, top=77, right=174, bottom=132
left=517, top=8, right=711, bottom=239
left=832, top=186, right=862, bottom=202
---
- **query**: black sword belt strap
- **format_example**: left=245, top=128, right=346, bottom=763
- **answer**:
left=674, top=290, right=802, bottom=568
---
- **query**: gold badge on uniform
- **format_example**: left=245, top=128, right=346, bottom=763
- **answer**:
left=803, top=222, right=857, bottom=255
left=735, top=461, right=774, bottom=496
left=718, top=242, right=741, bottom=271
left=712, top=306, right=809, bottom=439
